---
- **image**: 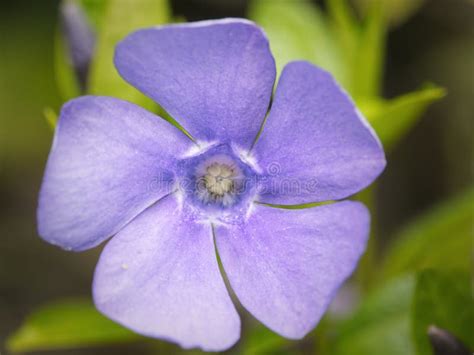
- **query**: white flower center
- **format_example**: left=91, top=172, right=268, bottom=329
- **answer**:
left=195, top=161, right=241, bottom=206
left=203, top=163, right=236, bottom=197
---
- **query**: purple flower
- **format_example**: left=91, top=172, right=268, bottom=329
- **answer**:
left=38, top=19, right=386, bottom=351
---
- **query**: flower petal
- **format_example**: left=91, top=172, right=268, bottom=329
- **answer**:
left=38, top=96, right=192, bottom=251
left=93, top=195, right=240, bottom=351
left=215, top=201, right=369, bottom=339
left=114, top=19, right=276, bottom=148
left=253, top=61, right=386, bottom=204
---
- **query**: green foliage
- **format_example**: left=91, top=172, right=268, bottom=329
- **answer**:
left=248, top=0, right=345, bottom=86
left=87, top=0, right=170, bottom=111
left=413, top=270, right=473, bottom=355
left=361, top=85, right=446, bottom=150
left=43, top=107, right=58, bottom=129
left=380, top=186, right=473, bottom=280
left=250, top=0, right=443, bottom=151
left=333, top=275, right=417, bottom=355
left=250, top=0, right=447, bottom=203
left=350, top=0, right=385, bottom=99
left=354, top=0, right=426, bottom=27
left=250, top=0, right=386, bottom=100
left=332, top=270, right=473, bottom=355
left=327, top=0, right=384, bottom=99
left=6, top=299, right=141, bottom=353
left=78, top=0, right=107, bottom=30
left=54, top=29, right=81, bottom=101
left=243, top=324, right=291, bottom=355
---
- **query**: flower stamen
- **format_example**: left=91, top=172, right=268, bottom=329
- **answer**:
left=203, top=163, right=236, bottom=197
left=197, top=162, right=239, bottom=206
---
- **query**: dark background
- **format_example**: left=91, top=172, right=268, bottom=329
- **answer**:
left=1, top=0, right=472, bottom=354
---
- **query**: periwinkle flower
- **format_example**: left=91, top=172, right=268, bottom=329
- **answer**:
left=38, top=19, right=386, bottom=351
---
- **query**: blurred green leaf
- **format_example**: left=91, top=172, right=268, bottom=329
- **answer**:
left=249, top=0, right=440, bottom=151
left=379, top=186, right=474, bottom=280
left=352, top=0, right=385, bottom=99
left=361, top=84, right=446, bottom=149
left=327, top=0, right=360, bottom=96
left=333, top=275, right=417, bottom=355
left=327, top=0, right=364, bottom=98
left=78, top=0, right=107, bottom=30
left=7, top=299, right=141, bottom=353
left=250, top=0, right=387, bottom=100
left=354, top=187, right=377, bottom=290
left=413, top=270, right=473, bottom=355
left=327, top=0, right=359, bottom=49
left=54, top=29, right=81, bottom=101
left=87, top=0, right=170, bottom=111
left=249, top=0, right=346, bottom=86
left=243, top=324, right=291, bottom=355
left=43, top=107, right=58, bottom=129
left=354, top=0, right=426, bottom=28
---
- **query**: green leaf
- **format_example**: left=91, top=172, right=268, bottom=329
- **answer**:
left=87, top=0, right=170, bottom=111
left=333, top=275, right=417, bottom=355
left=43, top=107, right=58, bottom=129
left=353, top=186, right=378, bottom=290
left=327, top=0, right=360, bottom=48
left=6, top=299, right=141, bottom=353
left=326, top=0, right=362, bottom=97
left=243, top=324, right=291, bottom=355
left=412, top=270, right=473, bottom=355
left=248, top=0, right=347, bottom=87
left=360, top=84, right=446, bottom=149
left=78, top=0, right=107, bottom=31
left=250, top=0, right=388, bottom=100
left=54, top=28, right=81, bottom=101
left=379, top=186, right=473, bottom=280
left=354, top=0, right=426, bottom=28
left=352, top=0, right=385, bottom=99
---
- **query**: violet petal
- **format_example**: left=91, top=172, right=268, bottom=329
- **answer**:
left=254, top=61, right=386, bottom=204
left=114, top=19, right=276, bottom=149
left=38, top=96, right=192, bottom=251
left=93, top=195, right=240, bottom=351
left=215, top=201, right=369, bottom=338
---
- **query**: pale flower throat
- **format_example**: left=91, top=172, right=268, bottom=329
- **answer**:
left=178, top=143, right=257, bottom=211
left=203, top=163, right=236, bottom=197
left=197, top=162, right=240, bottom=206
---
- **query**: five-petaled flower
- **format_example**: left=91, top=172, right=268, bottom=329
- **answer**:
left=38, top=19, right=386, bottom=351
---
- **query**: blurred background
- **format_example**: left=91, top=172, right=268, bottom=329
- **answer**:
left=0, top=0, right=472, bottom=354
